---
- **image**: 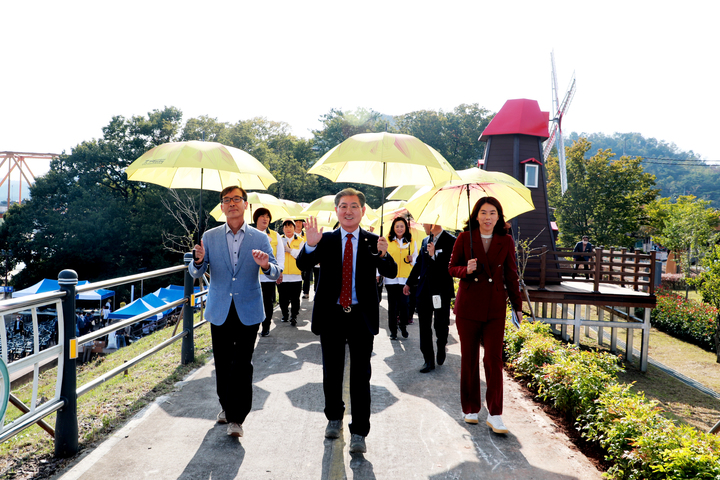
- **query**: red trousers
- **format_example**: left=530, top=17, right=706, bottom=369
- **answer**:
left=456, top=315, right=506, bottom=416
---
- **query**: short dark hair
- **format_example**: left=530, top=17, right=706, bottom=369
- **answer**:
left=253, top=207, right=271, bottom=224
left=465, top=197, right=507, bottom=236
left=334, top=187, right=365, bottom=208
left=220, top=185, right=247, bottom=201
left=388, top=216, right=412, bottom=243
left=282, top=219, right=296, bottom=228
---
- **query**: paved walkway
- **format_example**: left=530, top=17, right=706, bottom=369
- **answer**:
left=54, top=293, right=602, bottom=480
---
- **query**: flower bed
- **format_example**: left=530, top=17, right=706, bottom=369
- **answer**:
left=504, top=321, right=720, bottom=480
left=651, top=287, right=717, bottom=352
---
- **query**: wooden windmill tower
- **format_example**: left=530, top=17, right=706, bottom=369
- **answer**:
left=478, top=99, right=557, bottom=261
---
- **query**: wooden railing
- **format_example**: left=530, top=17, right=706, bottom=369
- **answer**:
left=521, top=247, right=657, bottom=294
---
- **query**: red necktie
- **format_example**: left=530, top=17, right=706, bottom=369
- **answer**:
left=340, top=233, right=353, bottom=308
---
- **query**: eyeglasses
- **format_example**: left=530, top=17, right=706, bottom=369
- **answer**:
left=222, top=196, right=247, bottom=205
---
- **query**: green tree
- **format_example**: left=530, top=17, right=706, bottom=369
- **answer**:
left=0, top=108, right=186, bottom=297
left=394, top=103, right=493, bottom=170
left=566, top=131, right=720, bottom=207
left=547, top=138, right=659, bottom=249
left=691, top=244, right=720, bottom=362
left=647, top=195, right=720, bottom=296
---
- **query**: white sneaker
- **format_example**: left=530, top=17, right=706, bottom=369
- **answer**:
left=486, top=414, right=509, bottom=434
left=216, top=410, right=227, bottom=424
left=227, top=422, right=243, bottom=437
left=463, top=412, right=479, bottom=424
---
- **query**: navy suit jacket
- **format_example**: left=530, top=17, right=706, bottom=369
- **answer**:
left=406, top=230, right=456, bottom=300
left=296, top=228, right=397, bottom=336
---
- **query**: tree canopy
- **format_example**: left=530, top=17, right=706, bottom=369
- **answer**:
left=646, top=195, right=719, bottom=277
left=547, top=138, right=659, bottom=248
left=566, top=131, right=720, bottom=207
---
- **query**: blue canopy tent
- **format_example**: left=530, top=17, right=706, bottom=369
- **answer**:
left=154, top=286, right=201, bottom=306
left=107, top=297, right=165, bottom=322
left=13, top=279, right=115, bottom=302
left=139, top=293, right=175, bottom=317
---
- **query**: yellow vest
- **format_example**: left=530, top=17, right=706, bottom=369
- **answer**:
left=259, top=230, right=280, bottom=275
left=387, top=238, right=417, bottom=279
left=282, top=235, right=304, bottom=275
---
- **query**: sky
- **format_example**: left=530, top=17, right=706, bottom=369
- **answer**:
left=2, top=0, right=718, bottom=185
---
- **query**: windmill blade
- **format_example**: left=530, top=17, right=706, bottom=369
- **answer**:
left=558, top=73, right=577, bottom=120
left=543, top=124, right=558, bottom=158
left=557, top=128, right=568, bottom=195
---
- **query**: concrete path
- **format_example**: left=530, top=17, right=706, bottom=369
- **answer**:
left=54, top=293, right=602, bottom=480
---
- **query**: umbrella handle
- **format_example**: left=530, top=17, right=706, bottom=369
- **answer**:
left=466, top=185, right=479, bottom=282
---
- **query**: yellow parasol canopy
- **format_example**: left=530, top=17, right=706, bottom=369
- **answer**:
left=405, top=168, right=535, bottom=231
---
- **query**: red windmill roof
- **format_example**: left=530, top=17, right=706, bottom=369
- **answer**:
left=479, top=99, right=550, bottom=142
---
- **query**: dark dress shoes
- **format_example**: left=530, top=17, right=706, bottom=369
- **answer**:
left=419, top=362, right=435, bottom=373
left=437, top=349, right=446, bottom=365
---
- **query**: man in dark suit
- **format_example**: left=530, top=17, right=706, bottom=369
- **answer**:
left=404, top=223, right=456, bottom=373
left=296, top=187, right=397, bottom=455
left=572, top=235, right=593, bottom=279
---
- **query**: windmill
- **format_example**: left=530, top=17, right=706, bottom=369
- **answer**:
left=543, top=51, right=576, bottom=195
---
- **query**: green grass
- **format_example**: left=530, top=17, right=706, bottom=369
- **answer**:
left=0, top=318, right=212, bottom=478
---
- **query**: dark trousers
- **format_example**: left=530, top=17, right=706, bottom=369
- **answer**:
left=385, top=284, right=408, bottom=335
left=210, top=304, right=260, bottom=425
left=572, top=260, right=591, bottom=279
left=320, top=306, right=374, bottom=437
left=313, top=267, right=320, bottom=292
left=456, top=314, right=505, bottom=416
left=260, top=281, right=276, bottom=332
left=302, top=269, right=313, bottom=295
left=418, top=295, right=450, bottom=366
left=277, top=281, right=302, bottom=318
left=407, top=285, right=417, bottom=319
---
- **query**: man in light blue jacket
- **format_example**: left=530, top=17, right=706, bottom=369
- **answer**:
left=189, top=185, right=280, bottom=437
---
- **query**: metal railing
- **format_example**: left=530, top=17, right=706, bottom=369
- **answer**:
left=0, top=252, right=207, bottom=457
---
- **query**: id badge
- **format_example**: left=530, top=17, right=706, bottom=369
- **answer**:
left=432, top=295, right=442, bottom=309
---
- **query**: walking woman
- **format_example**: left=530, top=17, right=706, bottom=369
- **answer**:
left=448, top=197, right=523, bottom=434
left=277, top=219, right=305, bottom=326
left=384, top=217, right=417, bottom=340
left=255, top=208, right=285, bottom=337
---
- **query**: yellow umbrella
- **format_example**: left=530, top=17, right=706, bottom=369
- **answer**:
left=307, top=132, right=459, bottom=235
left=210, top=192, right=302, bottom=223
left=405, top=168, right=535, bottom=231
left=127, top=141, right=276, bottom=191
left=386, top=184, right=426, bottom=201
left=127, top=140, right=277, bottom=242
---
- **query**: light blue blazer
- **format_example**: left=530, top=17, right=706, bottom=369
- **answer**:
left=189, top=224, right=281, bottom=326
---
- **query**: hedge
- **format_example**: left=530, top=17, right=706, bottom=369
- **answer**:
left=504, top=321, right=720, bottom=480
left=651, top=287, right=718, bottom=352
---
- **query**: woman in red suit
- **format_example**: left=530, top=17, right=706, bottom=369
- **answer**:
left=448, top=196, right=523, bottom=434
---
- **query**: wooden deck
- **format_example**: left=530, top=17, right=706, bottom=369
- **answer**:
left=518, top=248, right=658, bottom=372
left=526, top=278, right=657, bottom=309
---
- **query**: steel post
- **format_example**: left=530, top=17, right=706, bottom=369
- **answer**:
left=55, top=269, right=78, bottom=458
left=182, top=253, right=195, bottom=365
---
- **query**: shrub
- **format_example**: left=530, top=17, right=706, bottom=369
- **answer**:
left=651, top=290, right=717, bottom=352
left=505, top=321, right=720, bottom=479
left=535, top=347, right=623, bottom=419
left=661, top=273, right=688, bottom=291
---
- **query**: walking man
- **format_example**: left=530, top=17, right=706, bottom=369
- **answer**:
left=189, top=185, right=281, bottom=437
left=296, top=188, right=397, bottom=454
left=404, top=223, right=456, bottom=373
